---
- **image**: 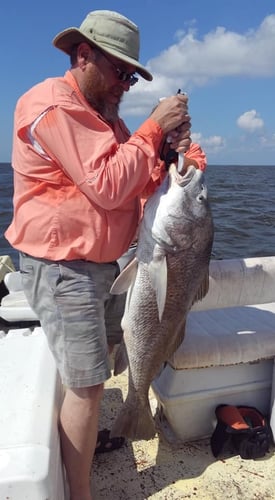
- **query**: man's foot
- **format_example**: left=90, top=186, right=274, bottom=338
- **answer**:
left=95, top=428, right=125, bottom=454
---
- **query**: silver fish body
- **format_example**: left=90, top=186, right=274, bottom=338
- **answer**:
left=110, top=165, right=214, bottom=440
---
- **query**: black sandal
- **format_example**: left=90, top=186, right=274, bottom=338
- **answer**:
left=95, top=428, right=125, bottom=454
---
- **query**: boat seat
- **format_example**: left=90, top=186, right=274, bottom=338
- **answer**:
left=152, top=256, right=275, bottom=442
left=169, top=256, right=275, bottom=369
left=171, top=301, right=275, bottom=370
left=0, top=271, right=38, bottom=322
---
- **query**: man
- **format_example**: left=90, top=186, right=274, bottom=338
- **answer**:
left=5, top=10, right=206, bottom=500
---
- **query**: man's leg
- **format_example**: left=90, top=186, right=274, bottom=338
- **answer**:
left=59, top=384, right=104, bottom=500
left=19, top=255, right=122, bottom=498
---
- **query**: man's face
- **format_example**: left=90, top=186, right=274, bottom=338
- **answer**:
left=82, top=48, right=136, bottom=124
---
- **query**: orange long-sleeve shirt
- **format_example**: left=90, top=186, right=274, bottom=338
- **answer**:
left=5, top=71, right=206, bottom=263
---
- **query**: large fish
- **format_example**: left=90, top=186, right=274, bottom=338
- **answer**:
left=110, top=164, right=214, bottom=440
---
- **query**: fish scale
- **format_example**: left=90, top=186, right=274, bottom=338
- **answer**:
left=110, top=164, right=214, bottom=440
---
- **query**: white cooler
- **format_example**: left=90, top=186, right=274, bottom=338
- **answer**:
left=0, top=327, right=65, bottom=499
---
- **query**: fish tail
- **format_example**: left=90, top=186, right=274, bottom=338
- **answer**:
left=110, top=398, right=156, bottom=441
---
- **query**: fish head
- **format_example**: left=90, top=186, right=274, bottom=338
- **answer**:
left=150, top=164, right=213, bottom=252
left=168, top=163, right=209, bottom=218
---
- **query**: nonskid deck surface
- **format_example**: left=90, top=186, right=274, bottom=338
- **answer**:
left=92, top=369, right=275, bottom=500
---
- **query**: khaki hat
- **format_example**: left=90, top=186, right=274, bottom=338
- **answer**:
left=53, top=10, right=153, bottom=81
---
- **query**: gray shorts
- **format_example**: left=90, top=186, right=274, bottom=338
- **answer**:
left=19, top=253, right=126, bottom=388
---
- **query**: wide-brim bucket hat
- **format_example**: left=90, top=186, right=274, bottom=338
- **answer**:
left=53, top=10, right=153, bottom=81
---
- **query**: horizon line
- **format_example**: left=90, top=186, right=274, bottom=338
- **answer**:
left=1, top=162, right=275, bottom=168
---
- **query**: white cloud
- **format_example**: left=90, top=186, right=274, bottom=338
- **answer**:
left=237, top=110, right=264, bottom=132
left=259, top=133, right=275, bottom=148
left=121, top=14, right=275, bottom=117
left=191, top=132, right=226, bottom=153
left=147, top=14, right=275, bottom=83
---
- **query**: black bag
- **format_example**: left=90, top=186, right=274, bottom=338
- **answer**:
left=210, top=404, right=271, bottom=459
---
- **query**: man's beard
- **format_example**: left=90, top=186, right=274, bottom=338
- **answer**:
left=82, top=66, right=121, bottom=124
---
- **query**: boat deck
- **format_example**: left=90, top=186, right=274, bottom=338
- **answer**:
left=1, top=254, right=275, bottom=499
left=92, top=369, right=275, bottom=500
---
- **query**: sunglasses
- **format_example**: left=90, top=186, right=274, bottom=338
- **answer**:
left=99, top=50, right=139, bottom=87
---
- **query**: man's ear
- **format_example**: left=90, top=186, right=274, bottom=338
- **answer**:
left=77, top=42, right=95, bottom=65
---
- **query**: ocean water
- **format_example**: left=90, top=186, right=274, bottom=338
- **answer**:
left=1, top=162, right=275, bottom=269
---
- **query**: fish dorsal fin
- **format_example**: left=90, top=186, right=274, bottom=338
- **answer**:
left=110, top=257, right=138, bottom=295
left=148, top=252, right=167, bottom=322
left=192, top=269, right=210, bottom=305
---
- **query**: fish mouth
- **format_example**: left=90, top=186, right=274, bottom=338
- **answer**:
left=168, top=163, right=201, bottom=187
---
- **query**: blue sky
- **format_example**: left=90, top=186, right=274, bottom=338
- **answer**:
left=1, top=0, right=275, bottom=165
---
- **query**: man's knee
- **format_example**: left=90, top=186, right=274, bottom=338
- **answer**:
left=68, top=383, right=104, bottom=400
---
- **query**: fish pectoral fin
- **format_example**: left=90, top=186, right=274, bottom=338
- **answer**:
left=113, top=339, right=129, bottom=375
left=110, top=257, right=138, bottom=294
left=148, top=255, right=167, bottom=322
left=192, top=269, right=210, bottom=304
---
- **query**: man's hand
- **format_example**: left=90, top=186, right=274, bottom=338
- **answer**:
left=167, top=120, right=192, bottom=154
left=150, top=94, right=190, bottom=135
